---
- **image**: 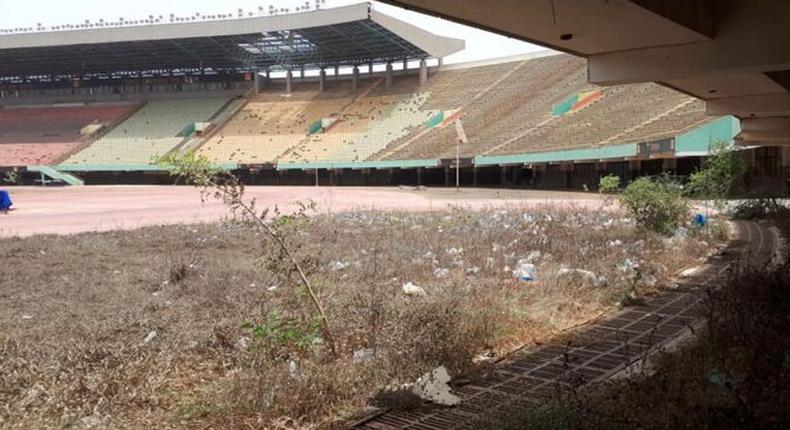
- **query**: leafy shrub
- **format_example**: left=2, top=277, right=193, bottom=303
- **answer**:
left=685, top=140, right=744, bottom=204
left=598, top=174, right=620, bottom=194
left=1, top=171, right=18, bottom=185
left=619, top=176, right=689, bottom=236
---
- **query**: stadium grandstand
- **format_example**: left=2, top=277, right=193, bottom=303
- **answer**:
left=1, top=3, right=787, bottom=194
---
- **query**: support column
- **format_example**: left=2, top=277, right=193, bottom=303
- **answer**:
left=417, top=167, right=422, bottom=186
left=473, top=166, right=478, bottom=187
left=319, top=68, right=326, bottom=92
left=254, top=71, right=268, bottom=93
left=334, top=65, right=340, bottom=80
left=286, top=70, right=293, bottom=94
left=419, top=59, right=428, bottom=85
left=402, top=59, right=408, bottom=75
left=438, top=57, right=444, bottom=68
left=444, top=166, right=450, bottom=186
left=299, top=67, right=305, bottom=79
left=352, top=66, right=359, bottom=91
left=385, top=63, right=393, bottom=88
left=500, top=166, right=508, bottom=186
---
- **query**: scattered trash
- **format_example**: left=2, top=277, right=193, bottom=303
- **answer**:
left=513, top=260, right=537, bottom=281
left=445, top=247, right=463, bottom=256
left=288, top=360, right=302, bottom=381
left=412, top=366, right=461, bottom=406
left=673, top=227, right=689, bottom=241
left=641, top=274, right=658, bottom=288
left=236, top=336, right=251, bottom=350
left=353, top=348, right=376, bottom=363
left=402, top=282, right=426, bottom=297
left=524, top=250, right=542, bottom=263
left=80, top=415, right=102, bottom=429
left=472, top=351, right=496, bottom=364
left=678, top=266, right=702, bottom=278
left=143, top=331, right=157, bottom=344
left=465, top=266, right=480, bottom=275
left=433, top=268, right=449, bottom=279
left=692, top=213, right=708, bottom=227
left=557, top=268, right=604, bottom=287
left=522, top=213, right=534, bottom=223
left=618, top=258, right=639, bottom=274
left=21, top=314, right=33, bottom=320
left=267, top=285, right=279, bottom=292
left=608, top=239, right=623, bottom=247
left=329, top=261, right=348, bottom=271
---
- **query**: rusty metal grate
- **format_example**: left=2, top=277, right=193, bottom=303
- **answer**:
left=353, top=222, right=769, bottom=430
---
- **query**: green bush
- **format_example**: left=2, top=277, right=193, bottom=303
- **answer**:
left=619, top=176, right=689, bottom=236
left=685, top=140, right=744, bottom=204
left=598, top=174, right=620, bottom=194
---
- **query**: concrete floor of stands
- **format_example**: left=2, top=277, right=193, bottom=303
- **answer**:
left=0, top=186, right=607, bottom=238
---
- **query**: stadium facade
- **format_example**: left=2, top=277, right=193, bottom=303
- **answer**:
left=0, top=3, right=788, bottom=195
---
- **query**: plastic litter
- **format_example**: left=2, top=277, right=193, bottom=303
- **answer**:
left=513, top=260, right=537, bottom=281
left=557, top=267, right=604, bottom=287
left=412, top=366, right=461, bottom=406
left=329, top=261, right=348, bottom=271
left=692, top=213, right=708, bottom=227
left=353, top=348, right=376, bottom=363
left=143, top=331, right=157, bottom=344
left=402, top=282, right=427, bottom=297
left=433, top=267, right=449, bottom=279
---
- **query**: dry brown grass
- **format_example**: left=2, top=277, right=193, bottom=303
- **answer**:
left=0, top=205, right=723, bottom=428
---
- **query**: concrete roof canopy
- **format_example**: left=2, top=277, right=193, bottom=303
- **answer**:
left=0, top=3, right=464, bottom=80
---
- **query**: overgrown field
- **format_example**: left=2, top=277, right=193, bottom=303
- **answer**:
left=0, top=206, right=724, bottom=429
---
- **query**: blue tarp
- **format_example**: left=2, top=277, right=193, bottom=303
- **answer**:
left=0, top=190, right=12, bottom=211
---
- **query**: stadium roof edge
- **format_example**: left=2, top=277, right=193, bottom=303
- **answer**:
left=0, top=3, right=462, bottom=60
left=369, top=10, right=464, bottom=60
left=0, top=3, right=464, bottom=78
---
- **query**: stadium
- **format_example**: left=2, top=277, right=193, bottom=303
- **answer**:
left=1, top=2, right=786, bottom=192
left=1, top=2, right=789, bottom=429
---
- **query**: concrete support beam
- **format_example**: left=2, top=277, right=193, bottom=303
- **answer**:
left=419, top=59, right=428, bottom=85
left=588, top=1, right=790, bottom=85
left=286, top=70, right=293, bottom=94
left=738, top=131, right=790, bottom=142
left=385, top=63, right=393, bottom=87
left=253, top=72, right=268, bottom=93
left=402, top=59, right=408, bottom=75
left=319, top=69, right=326, bottom=92
left=352, top=66, right=359, bottom=91
left=707, top=93, right=790, bottom=117
left=740, top=117, right=790, bottom=133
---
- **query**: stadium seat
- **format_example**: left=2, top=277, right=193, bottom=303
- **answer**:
left=63, top=98, right=229, bottom=166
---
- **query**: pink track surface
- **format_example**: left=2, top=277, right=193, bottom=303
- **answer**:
left=0, top=186, right=606, bottom=238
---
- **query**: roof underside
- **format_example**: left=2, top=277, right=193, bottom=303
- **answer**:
left=0, top=4, right=463, bottom=80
